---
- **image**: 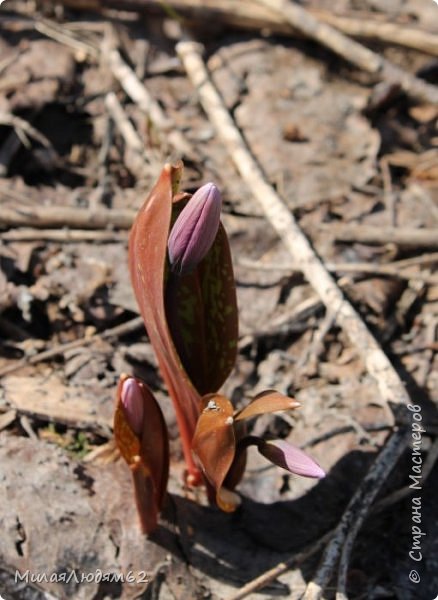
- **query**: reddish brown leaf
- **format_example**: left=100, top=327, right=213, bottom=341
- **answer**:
left=191, top=394, right=239, bottom=511
left=129, top=163, right=202, bottom=480
left=234, top=390, right=300, bottom=422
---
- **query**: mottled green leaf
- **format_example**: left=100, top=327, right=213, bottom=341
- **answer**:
left=166, top=198, right=238, bottom=395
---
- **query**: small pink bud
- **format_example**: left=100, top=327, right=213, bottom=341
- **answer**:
left=121, top=377, right=144, bottom=436
left=258, top=440, right=325, bottom=479
left=168, top=182, right=222, bottom=275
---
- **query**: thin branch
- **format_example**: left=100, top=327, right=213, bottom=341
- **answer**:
left=0, top=205, right=135, bottom=229
left=0, top=316, right=144, bottom=377
left=34, top=16, right=100, bottom=58
left=104, top=91, right=151, bottom=179
left=335, top=435, right=438, bottom=599
left=57, top=0, right=438, bottom=56
left=226, top=529, right=333, bottom=600
left=312, top=10, right=438, bottom=56
left=299, top=423, right=392, bottom=450
left=371, top=436, right=438, bottom=515
left=255, top=0, right=438, bottom=105
left=176, top=38, right=412, bottom=600
left=238, top=257, right=438, bottom=285
left=105, top=91, right=145, bottom=156
left=305, top=428, right=409, bottom=600
left=1, top=228, right=129, bottom=242
left=319, top=223, right=438, bottom=249
left=103, top=32, right=194, bottom=159
left=0, top=112, right=54, bottom=150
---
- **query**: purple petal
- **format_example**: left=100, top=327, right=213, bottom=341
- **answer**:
left=121, top=377, right=144, bottom=436
left=258, top=440, right=325, bottom=479
left=168, top=182, right=222, bottom=275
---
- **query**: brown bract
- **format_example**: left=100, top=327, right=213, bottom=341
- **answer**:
left=113, top=374, right=169, bottom=534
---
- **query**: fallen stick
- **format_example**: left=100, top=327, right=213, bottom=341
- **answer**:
left=313, top=428, right=410, bottom=600
left=1, top=228, right=129, bottom=242
left=0, top=111, right=57, bottom=177
left=34, top=16, right=100, bottom=58
left=105, top=91, right=145, bottom=156
left=226, top=529, right=334, bottom=600
left=371, top=436, right=438, bottom=515
left=312, top=10, right=438, bottom=56
left=0, top=112, right=55, bottom=151
left=104, top=91, right=151, bottom=179
left=0, top=205, right=135, bottom=229
left=176, top=38, right=412, bottom=600
left=255, top=0, right=438, bottom=105
left=335, top=435, right=438, bottom=599
left=319, top=223, right=438, bottom=249
left=0, top=316, right=144, bottom=377
left=58, top=0, right=438, bottom=56
left=238, top=257, right=438, bottom=285
left=103, top=35, right=194, bottom=159
left=300, top=423, right=392, bottom=450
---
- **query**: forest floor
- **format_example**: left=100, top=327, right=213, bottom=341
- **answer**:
left=0, top=1, right=437, bottom=599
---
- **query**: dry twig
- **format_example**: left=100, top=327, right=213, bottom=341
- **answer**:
left=306, top=428, right=409, bottom=600
left=103, top=34, right=194, bottom=159
left=105, top=91, right=145, bottom=157
left=0, top=112, right=54, bottom=150
left=0, top=205, right=135, bottom=230
left=176, top=38, right=412, bottom=600
left=238, top=256, right=438, bottom=285
left=58, top=0, right=438, bottom=55
left=320, top=223, right=438, bottom=249
left=336, top=435, right=438, bottom=599
left=254, top=0, right=438, bottom=105
left=333, top=430, right=410, bottom=600
left=0, top=111, right=58, bottom=176
left=226, top=529, right=333, bottom=600
left=104, top=91, right=150, bottom=179
left=0, top=316, right=144, bottom=377
left=34, top=16, right=100, bottom=58
left=312, top=10, right=438, bottom=56
left=1, top=228, right=128, bottom=243
left=372, top=436, right=438, bottom=514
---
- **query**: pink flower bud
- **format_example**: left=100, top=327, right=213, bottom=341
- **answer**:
left=258, top=440, right=325, bottom=479
left=168, top=182, right=222, bottom=275
left=121, top=377, right=144, bottom=436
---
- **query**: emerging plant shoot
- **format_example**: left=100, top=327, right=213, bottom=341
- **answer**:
left=114, top=163, right=324, bottom=533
